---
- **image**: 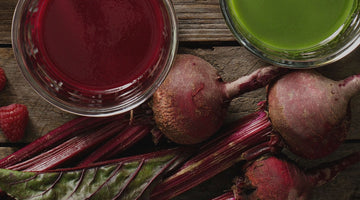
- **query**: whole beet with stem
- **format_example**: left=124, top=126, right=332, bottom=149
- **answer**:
left=152, top=54, right=286, bottom=144
left=268, top=70, right=360, bottom=159
left=231, top=152, right=360, bottom=200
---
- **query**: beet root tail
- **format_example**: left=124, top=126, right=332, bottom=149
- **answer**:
left=306, top=152, right=360, bottom=187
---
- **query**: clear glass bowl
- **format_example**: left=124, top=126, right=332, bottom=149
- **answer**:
left=220, top=0, right=360, bottom=68
left=12, top=0, right=178, bottom=117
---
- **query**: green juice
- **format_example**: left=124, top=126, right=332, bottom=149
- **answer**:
left=228, top=0, right=356, bottom=50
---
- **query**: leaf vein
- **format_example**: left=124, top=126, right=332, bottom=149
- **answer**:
left=85, top=164, right=123, bottom=200
left=66, top=169, right=86, bottom=200
left=114, top=158, right=145, bottom=200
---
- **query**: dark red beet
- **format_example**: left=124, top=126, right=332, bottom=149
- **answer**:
left=268, top=70, right=360, bottom=159
left=233, top=153, right=360, bottom=200
left=152, top=54, right=286, bottom=144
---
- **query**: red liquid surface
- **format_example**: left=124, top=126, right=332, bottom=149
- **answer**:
left=36, top=0, right=164, bottom=90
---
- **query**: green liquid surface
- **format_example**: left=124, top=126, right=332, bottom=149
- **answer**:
left=228, top=0, right=355, bottom=50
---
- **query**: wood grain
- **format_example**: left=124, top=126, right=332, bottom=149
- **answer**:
left=0, top=0, right=234, bottom=44
left=0, top=48, right=75, bottom=143
left=173, top=0, right=234, bottom=41
left=0, top=0, right=17, bottom=44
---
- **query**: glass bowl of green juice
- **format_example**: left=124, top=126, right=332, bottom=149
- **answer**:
left=220, top=0, right=360, bottom=68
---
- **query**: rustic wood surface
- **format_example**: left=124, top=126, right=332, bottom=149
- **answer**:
left=0, top=1, right=359, bottom=200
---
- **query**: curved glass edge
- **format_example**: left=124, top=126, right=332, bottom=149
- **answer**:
left=220, top=0, right=360, bottom=69
left=12, top=0, right=179, bottom=117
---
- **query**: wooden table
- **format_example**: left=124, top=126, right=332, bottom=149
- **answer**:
left=0, top=0, right=359, bottom=199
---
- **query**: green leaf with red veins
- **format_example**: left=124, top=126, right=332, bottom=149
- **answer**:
left=0, top=149, right=185, bottom=200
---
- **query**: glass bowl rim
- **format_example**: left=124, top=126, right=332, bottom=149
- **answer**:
left=11, top=0, right=179, bottom=117
left=219, top=0, right=360, bottom=68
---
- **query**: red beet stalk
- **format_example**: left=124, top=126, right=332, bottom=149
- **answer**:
left=150, top=106, right=278, bottom=200
left=0, top=115, right=122, bottom=168
left=232, top=152, right=360, bottom=200
left=77, top=108, right=156, bottom=166
left=77, top=124, right=151, bottom=166
left=211, top=192, right=238, bottom=200
left=0, top=107, right=154, bottom=200
left=7, top=119, right=129, bottom=171
left=152, top=54, right=287, bottom=144
left=0, top=104, right=154, bottom=171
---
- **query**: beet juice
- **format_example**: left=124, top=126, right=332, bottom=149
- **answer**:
left=35, top=0, right=165, bottom=91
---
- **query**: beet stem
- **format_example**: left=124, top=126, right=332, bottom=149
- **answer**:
left=240, top=138, right=280, bottom=161
left=224, top=66, right=287, bottom=99
left=8, top=120, right=129, bottom=171
left=211, top=192, right=237, bottom=200
left=338, top=74, right=360, bottom=99
left=77, top=124, right=151, bottom=166
left=150, top=108, right=273, bottom=200
left=0, top=116, right=123, bottom=168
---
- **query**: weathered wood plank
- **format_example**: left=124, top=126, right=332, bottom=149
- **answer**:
left=296, top=142, right=360, bottom=200
left=173, top=0, right=234, bottom=41
left=0, top=0, right=17, bottom=44
left=0, top=147, right=18, bottom=158
left=0, top=48, right=76, bottom=142
left=0, top=0, right=234, bottom=44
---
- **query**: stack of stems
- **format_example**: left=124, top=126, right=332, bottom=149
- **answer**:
left=151, top=106, right=276, bottom=199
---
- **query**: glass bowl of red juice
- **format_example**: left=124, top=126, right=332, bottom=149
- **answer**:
left=12, top=0, right=178, bottom=116
left=220, top=0, right=360, bottom=68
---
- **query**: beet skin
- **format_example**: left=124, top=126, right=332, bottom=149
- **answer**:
left=267, top=70, right=360, bottom=159
left=152, top=54, right=285, bottom=144
left=233, top=153, right=360, bottom=200
left=152, top=54, right=227, bottom=144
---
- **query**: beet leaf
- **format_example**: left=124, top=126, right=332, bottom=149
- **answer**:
left=0, top=149, right=187, bottom=200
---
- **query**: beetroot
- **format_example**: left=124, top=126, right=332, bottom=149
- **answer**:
left=232, top=153, right=360, bottom=200
left=268, top=70, right=360, bottom=159
left=152, top=54, right=286, bottom=144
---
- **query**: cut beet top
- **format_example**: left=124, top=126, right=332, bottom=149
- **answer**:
left=35, top=0, right=164, bottom=90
